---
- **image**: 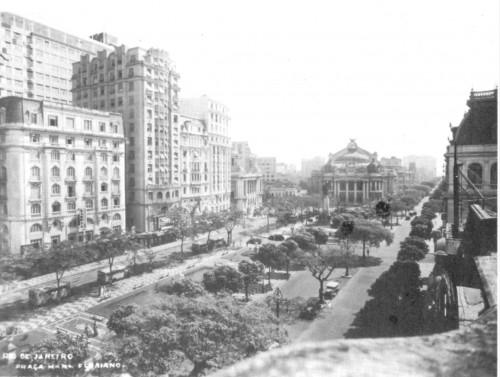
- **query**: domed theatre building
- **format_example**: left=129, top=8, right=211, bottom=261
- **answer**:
left=318, top=140, right=396, bottom=207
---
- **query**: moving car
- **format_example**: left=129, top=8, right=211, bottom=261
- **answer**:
left=299, top=297, right=323, bottom=320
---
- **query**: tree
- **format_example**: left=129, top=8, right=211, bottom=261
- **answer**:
left=410, top=223, right=431, bottom=240
left=277, top=239, right=304, bottom=277
left=95, top=230, right=136, bottom=281
left=288, top=231, right=317, bottom=251
left=251, top=243, right=287, bottom=285
left=197, top=211, right=225, bottom=246
left=302, top=247, right=340, bottom=302
left=158, top=277, right=205, bottom=297
left=143, top=247, right=156, bottom=271
left=107, top=304, right=139, bottom=336
left=222, top=208, right=245, bottom=245
left=37, top=240, right=82, bottom=301
left=167, top=206, right=193, bottom=259
left=400, top=236, right=429, bottom=254
left=202, top=265, right=242, bottom=293
left=305, top=228, right=329, bottom=244
left=400, top=195, right=418, bottom=215
left=397, top=244, right=426, bottom=262
left=348, top=220, right=393, bottom=258
left=238, top=260, right=264, bottom=300
left=109, top=295, right=286, bottom=377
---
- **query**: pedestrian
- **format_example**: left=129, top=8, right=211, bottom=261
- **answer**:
left=367, top=248, right=370, bottom=257
left=93, top=320, right=98, bottom=337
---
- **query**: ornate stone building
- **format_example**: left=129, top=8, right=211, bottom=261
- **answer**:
left=0, top=97, right=126, bottom=255
left=231, top=142, right=263, bottom=216
left=444, top=89, right=497, bottom=231
left=318, top=140, right=396, bottom=208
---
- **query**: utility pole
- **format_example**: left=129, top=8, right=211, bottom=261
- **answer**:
left=452, top=141, right=459, bottom=238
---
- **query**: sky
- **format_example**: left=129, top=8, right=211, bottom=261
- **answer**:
left=6, top=0, right=499, bottom=173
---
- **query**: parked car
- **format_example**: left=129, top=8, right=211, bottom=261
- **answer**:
left=247, top=238, right=262, bottom=245
left=323, top=281, right=339, bottom=300
left=191, top=242, right=209, bottom=254
left=299, top=297, right=323, bottom=320
left=268, top=234, right=285, bottom=241
left=208, top=238, right=227, bottom=249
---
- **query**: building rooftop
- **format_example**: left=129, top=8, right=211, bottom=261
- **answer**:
left=213, top=307, right=497, bottom=377
left=454, top=89, right=497, bottom=146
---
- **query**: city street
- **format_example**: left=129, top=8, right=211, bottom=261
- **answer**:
left=0, top=216, right=275, bottom=306
left=289, top=199, right=427, bottom=342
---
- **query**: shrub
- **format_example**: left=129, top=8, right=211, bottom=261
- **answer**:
left=157, top=277, right=205, bottom=297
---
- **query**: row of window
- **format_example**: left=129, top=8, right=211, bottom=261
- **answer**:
left=30, top=133, right=121, bottom=149
left=36, top=182, right=120, bottom=196
left=30, top=166, right=121, bottom=179
left=31, top=197, right=121, bottom=215
left=29, top=213, right=122, bottom=233
left=466, top=163, right=497, bottom=185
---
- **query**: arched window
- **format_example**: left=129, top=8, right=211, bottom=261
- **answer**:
left=166, top=191, right=170, bottom=199
left=100, top=167, right=108, bottom=177
left=85, top=167, right=93, bottom=178
left=67, top=167, right=75, bottom=177
left=51, top=166, right=60, bottom=177
left=87, top=218, right=94, bottom=225
left=24, top=110, right=30, bottom=123
left=113, top=213, right=121, bottom=221
left=157, top=192, right=163, bottom=200
left=113, top=167, right=120, bottom=179
left=52, top=184, right=60, bottom=194
left=101, top=214, right=109, bottom=222
left=31, top=203, right=41, bottom=215
left=69, top=217, right=78, bottom=228
left=86, top=199, right=93, bottom=209
left=0, top=224, right=8, bottom=235
left=101, top=198, right=108, bottom=209
left=467, top=163, right=483, bottom=186
left=113, top=197, right=120, bottom=207
left=52, top=201, right=61, bottom=213
left=30, top=223, right=43, bottom=233
left=52, top=220, right=62, bottom=229
left=491, top=163, right=497, bottom=186
left=101, top=183, right=108, bottom=192
left=31, top=166, right=40, bottom=178
left=51, top=150, right=60, bottom=161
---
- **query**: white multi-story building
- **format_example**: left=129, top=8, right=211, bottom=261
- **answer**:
left=180, top=96, right=231, bottom=212
left=179, top=114, right=214, bottom=213
left=0, top=97, right=125, bottom=255
left=72, top=46, right=181, bottom=232
left=0, top=12, right=114, bottom=103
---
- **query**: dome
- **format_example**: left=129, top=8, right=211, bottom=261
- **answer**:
left=347, top=139, right=358, bottom=152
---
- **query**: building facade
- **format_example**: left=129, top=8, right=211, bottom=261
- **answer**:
left=180, top=96, right=231, bottom=213
left=318, top=140, right=396, bottom=208
left=179, top=114, right=217, bottom=214
left=72, top=46, right=181, bottom=232
left=0, top=12, right=113, bottom=103
left=231, top=142, right=263, bottom=215
left=379, top=156, right=414, bottom=191
left=444, top=89, right=497, bottom=231
left=256, top=157, right=277, bottom=181
left=0, top=97, right=126, bottom=255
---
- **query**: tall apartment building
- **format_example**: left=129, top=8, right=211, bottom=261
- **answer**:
left=72, top=46, right=181, bottom=232
left=180, top=96, right=231, bottom=212
left=256, top=157, right=277, bottom=181
left=0, top=97, right=126, bottom=255
left=0, top=12, right=113, bottom=103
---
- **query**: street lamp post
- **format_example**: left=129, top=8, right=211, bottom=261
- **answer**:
left=273, top=287, right=283, bottom=318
